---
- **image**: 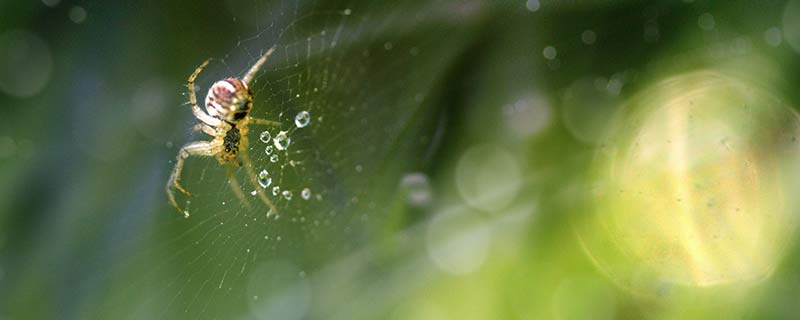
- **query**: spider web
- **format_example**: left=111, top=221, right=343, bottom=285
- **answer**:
left=5, top=1, right=800, bottom=319
left=99, top=1, right=484, bottom=319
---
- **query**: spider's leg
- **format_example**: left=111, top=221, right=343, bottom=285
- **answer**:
left=186, top=59, right=223, bottom=127
left=226, top=166, right=253, bottom=212
left=193, top=123, right=218, bottom=136
left=187, top=59, right=210, bottom=106
left=247, top=116, right=281, bottom=127
left=242, top=45, right=276, bottom=86
left=167, top=140, right=221, bottom=214
left=192, top=106, right=222, bottom=127
left=237, top=139, right=279, bottom=216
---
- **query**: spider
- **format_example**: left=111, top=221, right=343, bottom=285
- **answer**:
left=167, top=46, right=280, bottom=217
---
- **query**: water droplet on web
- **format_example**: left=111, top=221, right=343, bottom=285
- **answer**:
left=270, top=154, right=279, bottom=163
left=301, top=188, right=311, bottom=200
left=294, top=111, right=311, bottom=128
left=250, top=190, right=257, bottom=196
left=257, top=169, right=272, bottom=188
left=259, top=131, right=271, bottom=143
left=282, top=190, right=293, bottom=200
left=273, top=130, right=291, bottom=150
left=183, top=210, right=190, bottom=218
left=265, top=145, right=273, bottom=155
left=272, top=186, right=280, bottom=196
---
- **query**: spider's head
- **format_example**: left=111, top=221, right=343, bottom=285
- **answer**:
left=205, top=78, right=253, bottom=122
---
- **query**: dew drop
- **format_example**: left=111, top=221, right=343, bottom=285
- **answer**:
left=265, top=145, right=274, bottom=155
left=270, top=154, right=279, bottom=163
left=272, top=186, right=280, bottom=196
left=295, top=111, right=311, bottom=128
left=259, top=131, right=271, bottom=143
left=273, top=130, right=291, bottom=150
left=301, top=188, right=311, bottom=200
left=257, top=169, right=272, bottom=188
left=250, top=190, right=257, bottom=196
left=282, top=190, right=293, bottom=200
left=183, top=210, right=190, bottom=218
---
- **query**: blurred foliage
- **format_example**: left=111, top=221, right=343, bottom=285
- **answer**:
left=3, top=0, right=800, bottom=319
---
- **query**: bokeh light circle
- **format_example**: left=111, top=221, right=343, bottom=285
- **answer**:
left=580, top=71, right=800, bottom=295
left=561, top=77, right=620, bottom=144
left=551, top=276, right=616, bottom=320
left=0, top=29, right=52, bottom=98
left=246, top=260, right=311, bottom=320
left=455, top=145, right=522, bottom=212
left=426, top=208, right=491, bottom=275
left=783, top=0, right=800, bottom=53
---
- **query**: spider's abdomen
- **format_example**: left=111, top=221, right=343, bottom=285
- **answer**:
left=222, top=127, right=242, bottom=156
left=205, top=78, right=253, bottom=123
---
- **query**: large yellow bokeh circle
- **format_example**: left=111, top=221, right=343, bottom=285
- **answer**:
left=580, top=71, right=800, bottom=295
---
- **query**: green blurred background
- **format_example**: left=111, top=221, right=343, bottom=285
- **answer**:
left=3, top=0, right=800, bottom=319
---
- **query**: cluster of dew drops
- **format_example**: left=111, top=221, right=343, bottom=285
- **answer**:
left=255, top=111, right=313, bottom=202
